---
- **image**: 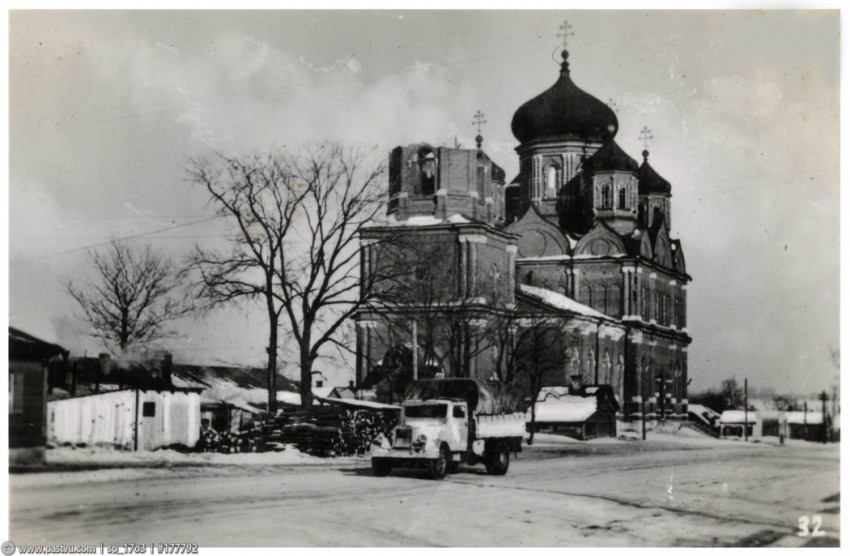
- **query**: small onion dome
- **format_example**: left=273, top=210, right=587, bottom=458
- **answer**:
left=638, top=150, right=672, bottom=194
left=584, top=139, right=639, bottom=173
left=511, top=50, right=619, bottom=144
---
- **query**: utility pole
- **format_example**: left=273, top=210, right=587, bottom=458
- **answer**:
left=744, top=378, right=748, bottom=442
left=820, top=391, right=828, bottom=444
left=832, top=385, right=837, bottom=420
left=641, top=372, right=647, bottom=441
left=411, top=320, right=418, bottom=381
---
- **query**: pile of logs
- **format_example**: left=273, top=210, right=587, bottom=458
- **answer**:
left=260, top=404, right=399, bottom=457
left=195, top=428, right=261, bottom=453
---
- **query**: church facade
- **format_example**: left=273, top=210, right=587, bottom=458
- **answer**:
left=354, top=46, right=691, bottom=421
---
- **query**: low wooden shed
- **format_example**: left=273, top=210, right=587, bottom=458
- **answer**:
left=527, top=385, right=619, bottom=440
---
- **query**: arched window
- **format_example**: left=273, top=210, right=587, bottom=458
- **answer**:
left=585, top=349, right=596, bottom=384
left=653, top=205, right=663, bottom=226
left=618, top=187, right=627, bottom=209
left=490, top=264, right=501, bottom=302
left=638, top=203, right=647, bottom=226
left=580, top=284, right=593, bottom=307
left=673, top=364, right=682, bottom=401
left=417, top=149, right=436, bottom=195
left=525, top=270, right=534, bottom=285
left=603, top=351, right=612, bottom=384
left=609, top=285, right=622, bottom=318
left=599, top=183, right=612, bottom=209
left=615, top=355, right=624, bottom=401
left=594, top=284, right=608, bottom=314
left=567, top=347, right=580, bottom=381
left=544, top=164, right=560, bottom=198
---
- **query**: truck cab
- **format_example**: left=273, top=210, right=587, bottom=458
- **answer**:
left=371, top=379, right=526, bottom=480
left=391, top=399, right=469, bottom=454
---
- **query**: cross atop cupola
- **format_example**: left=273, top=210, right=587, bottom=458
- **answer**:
left=472, top=110, right=487, bottom=149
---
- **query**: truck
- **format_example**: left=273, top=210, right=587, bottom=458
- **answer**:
left=370, top=378, right=527, bottom=480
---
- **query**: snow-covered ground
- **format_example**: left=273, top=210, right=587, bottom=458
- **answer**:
left=11, top=429, right=839, bottom=547
left=44, top=444, right=362, bottom=467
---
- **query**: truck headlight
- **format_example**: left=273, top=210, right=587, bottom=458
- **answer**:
left=412, top=434, right=428, bottom=452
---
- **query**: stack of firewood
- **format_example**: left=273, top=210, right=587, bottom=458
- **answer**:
left=259, top=404, right=398, bottom=457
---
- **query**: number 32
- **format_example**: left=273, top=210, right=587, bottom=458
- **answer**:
left=798, top=515, right=825, bottom=537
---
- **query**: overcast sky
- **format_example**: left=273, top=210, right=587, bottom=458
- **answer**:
left=8, top=10, right=839, bottom=394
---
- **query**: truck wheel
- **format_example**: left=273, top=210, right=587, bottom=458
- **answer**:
left=485, top=443, right=510, bottom=476
left=429, top=445, right=450, bottom=480
left=372, top=459, right=392, bottom=477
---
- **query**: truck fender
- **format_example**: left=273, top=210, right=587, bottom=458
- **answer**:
left=471, top=439, right=486, bottom=456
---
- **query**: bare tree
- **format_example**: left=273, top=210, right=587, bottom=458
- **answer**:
left=66, top=240, right=191, bottom=353
left=188, top=144, right=386, bottom=411
left=490, top=307, right=573, bottom=445
left=368, top=237, right=495, bottom=384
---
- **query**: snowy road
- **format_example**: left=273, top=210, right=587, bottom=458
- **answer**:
left=10, top=436, right=840, bottom=547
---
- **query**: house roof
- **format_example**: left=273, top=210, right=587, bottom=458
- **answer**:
left=719, top=410, right=760, bottom=424
left=786, top=411, right=826, bottom=425
left=9, top=327, right=68, bottom=362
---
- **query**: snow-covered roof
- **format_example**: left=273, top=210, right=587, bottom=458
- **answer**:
left=786, top=411, right=826, bottom=425
left=532, top=394, right=598, bottom=423
left=516, top=255, right=573, bottom=262
left=719, top=410, right=759, bottom=424
left=367, top=213, right=471, bottom=228
left=519, top=285, right=614, bottom=320
left=687, top=404, right=720, bottom=420
left=312, top=386, right=334, bottom=399
left=318, top=397, right=400, bottom=411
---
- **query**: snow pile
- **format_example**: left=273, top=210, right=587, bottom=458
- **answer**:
left=519, top=285, right=613, bottom=320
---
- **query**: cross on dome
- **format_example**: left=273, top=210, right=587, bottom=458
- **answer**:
left=558, top=20, right=575, bottom=52
left=472, top=110, right=487, bottom=149
left=639, top=126, right=654, bottom=159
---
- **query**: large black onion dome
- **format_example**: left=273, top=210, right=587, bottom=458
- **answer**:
left=584, top=139, right=638, bottom=173
left=638, top=150, right=672, bottom=194
left=511, top=51, right=619, bottom=144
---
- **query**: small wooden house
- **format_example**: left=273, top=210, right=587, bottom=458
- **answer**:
left=9, top=327, right=68, bottom=464
left=49, top=387, right=202, bottom=450
left=718, top=410, right=762, bottom=439
left=528, top=385, right=620, bottom=440
left=786, top=411, right=830, bottom=442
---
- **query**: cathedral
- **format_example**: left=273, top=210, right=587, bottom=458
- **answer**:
left=354, top=42, right=691, bottom=422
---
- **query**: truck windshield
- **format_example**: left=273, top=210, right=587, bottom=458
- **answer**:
left=405, top=404, right=447, bottom=418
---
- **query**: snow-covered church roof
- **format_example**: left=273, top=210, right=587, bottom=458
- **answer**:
left=519, top=284, right=614, bottom=321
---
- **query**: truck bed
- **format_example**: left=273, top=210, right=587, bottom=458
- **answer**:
left=475, top=412, right=526, bottom=439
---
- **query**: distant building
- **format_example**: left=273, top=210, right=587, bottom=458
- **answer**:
left=528, top=385, right=619, bottom=440
left=718, top=410, right=762, bottom=439
left=9, top=327, right=68, bottom=464
left=786, top=411, right=831, bottom=442
left=354, top=39, right=691, bottom=424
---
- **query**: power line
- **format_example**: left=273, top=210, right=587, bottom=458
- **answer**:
left=9, top=215, right=220, bottom=264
